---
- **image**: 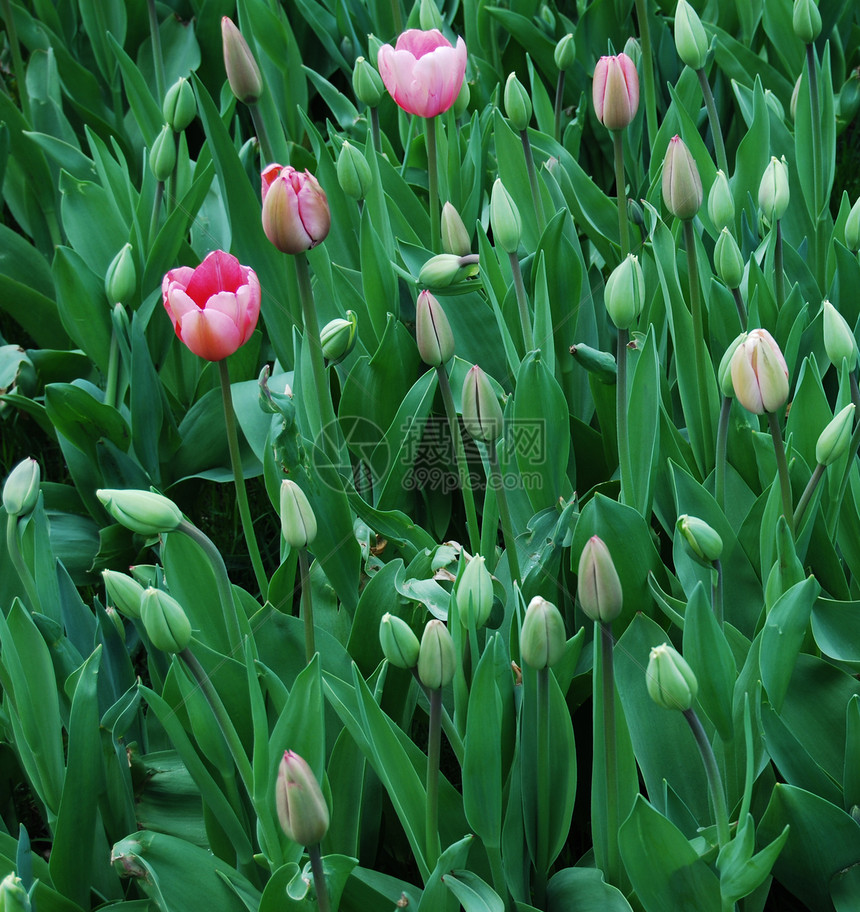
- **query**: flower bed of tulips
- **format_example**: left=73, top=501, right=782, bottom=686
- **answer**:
left=2, top=0, right=860, bottom=910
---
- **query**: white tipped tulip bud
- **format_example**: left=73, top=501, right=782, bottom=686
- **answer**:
left=279, top=480, right=317, bottom=549
left=708, top=170, right=735, bottom=230
left=822, top=300, right=858, bottom=370
left=140, top=588, right=192, bottom=653
left=674, top=0, right=709, bottom=70
left=677, top=514, right=723, bottom=563
left=577, top=536, right=623, bottom=623
left=715, top=228, right=744, bottom=289
left=646, top=642, right=698, bottom=711
left=604, top=253, right=644, bottom=330
left=221, top=17, right=263, bottom=103
left=0, top=873, right=31, bottom=912
left=504, top=72, right=532, bottom=132
left=816, top=404, right=855, bottom=466
left=718, top=332, right=747, bottom=397
left=490, top=179, right=522, bottom=254
left=3, top=457, right=40, bottom=516
left=379, top=613, right=420, bottom=668
left=758, top=156, right=790, bottom=222
left=97, top=489, right=182, bottom=535
left=417, top=619, right=456, bottom=689
left=456, top=555, right=494, bottom=628
left=520, top=596, right=566, bottom=669
left=441, top=202, right=472, bottom=257
left=730, top=328, right=789, bottom=415
left=102, top=570, right=145, bottom=619
left=846, top=197, right=860, bottom=251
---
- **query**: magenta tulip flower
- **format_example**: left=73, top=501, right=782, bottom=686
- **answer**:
left=261, top=164, right=331, bottom=254
left=377, top=29, right=467, bottom=118
left=162, top=250, right=261, bottom=361
left=593, top=53, right=639, bottom=130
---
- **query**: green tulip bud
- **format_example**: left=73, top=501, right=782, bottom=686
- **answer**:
left=320, top=311, right=357, bottom=364
left=419, top=0, right=443, bottom=30
left=416, top=290, right=455, bottom=367
left=140, top=588, right=192, bottom=653
left=97, top=489, right=183, bottom=535
left=718, top=332, right=747, bottom=397
left=622, top=37, right=642, bottom=69
left=577, top=536, right=623, bottom=623
left=456, top=555, right=494, bottom=628
left=604, top=253, right=645, bottom=330
left=276, top=751, right=330, bottom=846
left=792, top=0, right=821, bottom=44
left=520, top=596, right=566, bottom=669
left=569, top=343, right=617, bottom=385
left=352, top=56, right=385, bottom=107
left=816, top=404, right=855, bottom=466
left=163, top=76, right=196, bottom=132
left=221, top=17, right=262, bottom=103
left=822, top=299, right=858, bottom=370
left=504, top=72, right=532, bottom=132
left=279, top=480, right=317, bottom=549
left=708, top=169, right=734, bottom=230
left=417, top=619, right=456, bottom=689
left=3, top=457, right=40, bottom=516
left=453, top=78, right=471, bottom=118
left=662, top=135, right=703, bottom=220
left=790, top=75, right=802, bottom=121
left=105, top=606, right=127, bottom=641
left=0, top=873, right=31, bottom=912
left=758, top=156, right=790, bottom=222
left=490, top=179, right=522, bottom=254
left=336, top=141, right=373, bottom=200
left=646, top=642, right=698, bottom=711
left=764, top=89, right=785, bottom=122
left=102, top=569, right=146, bottom=619
left=715, top=227, right=744, bottom=289
left=677, top=514, right=723, bottom=563
left=418, top=253, right=478, bottom=288
left=462, top=365, right=504, bottom=442
left=441, top=202, right=472, bottom=256
left=149, top=124, right=176, bottom=182
left=554, top=33, right=575, bottom=71
left=674, top=0, right=709, bottom=70
left=845, top=197, right=860, bottom=251
left=379, top=613, right=420, bottom=668
left=105, top=243, right=136, bottom=305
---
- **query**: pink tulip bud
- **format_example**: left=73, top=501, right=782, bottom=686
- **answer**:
left=730, top=328, right=790, bottom=415
left=662, top=135, right=703, bottom=220
left=221, top=17, right=263, bottom=104
left=377, top=29, right=468, bottom=118
left=592, top=53, right=639, bottom=131
left=161, top=250, right=261, bottom=361
left=275, top=751, right=330, bottom=846
left=261, top=164, right=331, bottom=254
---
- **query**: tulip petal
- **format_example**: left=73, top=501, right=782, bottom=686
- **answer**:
left=395, top=28, right=451, bottom=56
left=185, top=250, right=244, bottom=302
left=164, top=287, right=199, bottom=327
left=261, top=163, right=284, bottom=201
left=179, top=308, right=242, bottom=361
left=297, top=179, right=331, bottom=245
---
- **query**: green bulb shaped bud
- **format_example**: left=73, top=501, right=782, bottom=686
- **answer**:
left=490, top=179, right=522, bottom=255
left=504, top=72, right=532, bottom=132
left=280, top=480, right=317, bottom=549
left=456, top=555, right=494, bottom=628
left=462, top=365, right=504, bottom=442
left=554, top=33, right=575, bottom=72
left=674, top=0, right=709, bottom=70
left=379, top=613, right=420, bottom=668
left=3, top=457, right=40, bottom=516
left=845, top=196, right=860, bottom=251
left=352, top=56, right=385, bottom=107
left=677, top=514, right=723, bottom=563
left=520, top=596, right=566, bottom=669
left=337, top=141, right=373, bottom=200
left=416, top=290, right=455, bottom=367
left=758, top=156, right=790, bottom=222
left=441, top=202, right=472, bottom=256
left=102, top=569, right=145, bottom=620
left=417, top=619, right=456, bottom=690
left=822, top=299, right=858, bottom=371
left=577, top=536, right=623, bottom=623
left=646, top=642, right=698, bottom=711
left=816, top=403, right=856, bottom=466
left=708, top=169, right=734, bottom=230
left=97, top=489, right=183, bottom=535
left=792, top=0, right=821, bottom=44
left=604, top=253, right=645, bottom=330
left=163, top=76, right=196, bottom=132
left=140, top=588, right=192, bottom=653
left=320, top=311, right=358, bottom=364
left=149, top=124, right=176, bottom=182
left=715, top=227, right=744, bottom=289
left=105, top=243, right=137, bottom=305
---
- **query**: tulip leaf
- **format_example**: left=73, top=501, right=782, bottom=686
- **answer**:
left=626, top=326, right=660, bottom=517
left=52, top=246, right=112, bottom=372
left=811, top=597, right=860, bottom=663
left=442, top=869, right=504, bottom=912
left=106, top=32, right=161, bottom=147
left=547, top=867, right=635, bottom=911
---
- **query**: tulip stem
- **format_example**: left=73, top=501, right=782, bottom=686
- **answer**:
left=149, top=181, right=164, bottom=249
left=533, top=666, right=551, bottom=908
left=712, top=560, right=724, bottom=628
left=612, top=131, right=629, bottom=258
left=105, top=329, right=120, bottom=411
left=248, top=102, right=276, bottom=168
left=554, top=71, right=566, bottom=143
left=426, top=687, right=443, bottom=871
left=147, top=0, right=166, bottom=106
left=806, top=43, right=826, bottom=289
left=219, top=360, right=269, bottom=602
left=683, top=708, right=730, bottom=848
left=616, top=329, right=632, bottom=507
left=370, top=106, right=381, bottom=154
left=410, top=668, right=465, bottom=764
left=521, top=130, right=547, bottom=235
left=307, top=844, right=332, bottom=912
left=6, top=514, right=42, bottom=614
left=775, top=220, right=785, bottom=311
left=695, top=68, right=729, bottom=176
left=425, top=117, right=441, bottom=252
left=633, top=0, right=658, bottom=153
left=595, top=620, right=622, bottom=887
left=488, top=440, right=522, bottom=586
left=794, top=462, right=825, bottom=531
left=767, top=411, right=795, bottom=539
left=437, top=366, right=481, bottom=555
left=715, top=396, right=731, bottom=513
left=509, top=253, right=534, bottom=355
left=298, top=548, right=316, bottom=664
left=731, top=286, right=747, bottom=329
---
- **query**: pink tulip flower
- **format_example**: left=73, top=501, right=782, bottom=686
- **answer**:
left=593, top=53, right=639, bottom=130
left=730, top=328, right=789, bottom=415
left=162, top=250, right=261, bottom=361
left=261, top=164, right=331, bottom=254
left=377, top=29, right=467, bottom=118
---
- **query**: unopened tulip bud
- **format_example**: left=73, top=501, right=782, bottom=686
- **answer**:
left=790, top=75, right=802, bottom=121
left=379, top=613, right=420, bottom=668
left=593, top=53, right=640, bottom=131
left=554, top=33, right=575, bottom=71
left=320, top=311, right=357, bottom=364
left=758, top=156, right=790, bottom=222
left=262, top=164, right=331, bottom=254
left=163, top=76, right=196, bottom=132
left=453, top=78, right=471, bottom=117
left=677, top=514, right=723, bottom=563
left=462, top=365, right=504, bottom=442
left=337, top=141, right=372, bottom=200
left=570, top=343, right=617, bottom=384
left=845, top=197, right=860, bottom=251
left=520, top=596, right=566, bottom=669
left=0, top=873, right=30, bottom=912
left=149, top=124, right=176, bottom=182
left=353, top=56, right=385, bottom=107
left=221, top=17, right=262, bottom=103
left=105, top=243, right=136, bottom=305
left=97, top=489, right=183, bottom=535
left=715, top=228, right=744, bottom=289
left=622, top=37, right=642, bottom=69
left=662, top=135, right=702, bottom=220
left=419, top=0, right=444, bottom=31
left=764, top=89, right=785, bottom=122
left=417, top=619, right=456, bottom=689
left=730, top=328, right=789, bottom=415
left=102, top=570, right=145, bottom=619
left=457, top=555, right=494, bottom=628
left=822, top=300, right=858, bottom=370
left=718, top=333, right=747, bottom=397
left=792, top=0, right=821, bottom=44
left=646, top=642, right=698, bottom=711
left=441, top=202, right=471, bottom=257
left=416, top=290, right=455, bottom=367
left=418, top=253, right=476, bottom=288
left=490, top=179, right=522, bottom=254
left=504, top=72, right=532, bottom=132
left=604, top=253, right=644, bottom=330
left=280, top=480, right=317, bottom=549
left=276, top=751, right=330, bottom=846
left=708, top=170, right=734, bottom=230
left=140, top=588, right=192, bottom=653
left=577, top=536, right=623, bottom=623
left=105, top=606, right=126, bottom=641
left=3, top=457, right=40, bottom=516
left=674, top=0, right=709, bottom=70
left=816, top=404, right=855, bottom=466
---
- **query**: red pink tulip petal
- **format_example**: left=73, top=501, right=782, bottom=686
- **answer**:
left=179, top=308, right=243, bottom=362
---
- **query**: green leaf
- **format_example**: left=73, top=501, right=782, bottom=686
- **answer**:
left=811, top=597, right=860, bottom=663
left=626, top=327, right=660, bottom=517
left=44, top=382, right=131, bottom=460
left=442, top=870, right=504, bottom=912
left=107, top=32, right=161, bottom=146
left=417, top=835, right=474, bottom=912
left=547, top=867, right=634, bottom=911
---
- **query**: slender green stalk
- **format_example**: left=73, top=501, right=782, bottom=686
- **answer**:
left=149, top=181, right=165, bottom=249
left=426, top=688, right=443, bottom=870
left=715, top=396, right=731, bottom=512
left=389, top=0, right=403, bottom=33
left=806, top=43, right=824, bottom=288
left=105, top=330, right=120, bottom=410
left=400, top=114, right=417, bottom=177
left=1, top=0, right=30, bottom=122
left=774, top=220, right=785, bottom=311
left=827, top=414, right=860, bottom=537
left=521, top=130, right=547, bottom=234
left=370, top=106, right=381, bottom=154
left=553, top=72, right=566, bottom=143
left=597, top=621, right=621, bottom=886
left=6, top=514, right=41, bottom=612
left=437, top=367, right=481, bottom=554
left=425, top=117, right=441, bottom=252
left=177, top=519, right=242, bottom=653
left=683, top=219, right=715, bottom=460
left=633, top=0, right=658, bottom=153
left=794, top=462, right=825, bottom=530
left=509, top=253, right=535, bottom=354
left=146, top=0, right=166, bottom=105
left=695, top=68, right=729, bottom=176
left=731, top=286, right=747, bottom=328
left=219, top=360, right=268, bottom=601
left=488, top=440, right=522, bottom=585
left=410, top=668, right=465, bottom=764
left=612, top=131, right=630, bottom=258
left=767, top=411, right=794, bottom=539
left=249, top=102, right=276, bottom=166
left=712, top=560, right=723, bottom=628
left=298, top=549, right=315, bottom=664
left=616, top=329, right=631, bottom=507
left=307, top=844, right=332, bottom=912
left=683, top=708, right=730, bottom=848
left=533, top=666, right=551, bottom=908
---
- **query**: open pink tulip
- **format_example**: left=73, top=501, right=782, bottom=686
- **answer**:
left=593, top=53, right=639, bottom=130
left=730, top=328, right=789, bottom=415
left=377, top=29, right=467, bottom=118
left=162, top=250, right=261, bottom=361
left=261, top=164, right=331, bottom=254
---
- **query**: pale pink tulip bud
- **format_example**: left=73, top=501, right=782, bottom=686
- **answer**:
left=592, top=53, right=639, bottom=131
left=221, top=17, right=263, bottom=104
left=730, top=328, right=789, bottom=415
left=261, top=164, right=331, bottom=254
left=662, top=135, right=703, bottom=220
left=276, top=751, right=330, bottom=846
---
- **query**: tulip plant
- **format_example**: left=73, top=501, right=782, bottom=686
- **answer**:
left=3, top=1, right=860, bottom=912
